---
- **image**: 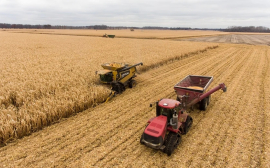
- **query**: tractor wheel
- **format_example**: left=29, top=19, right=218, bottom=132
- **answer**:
left=140, top=134, right=144, bottom=144
left=183, top=116, right=193, bottom=134
left=164, top=132, right=181, bottom=156
left=207, top=95, right=211, bottom=105
left=176, top=96, right=180, bottom=101
left=199, top=98, right=207, bottom=111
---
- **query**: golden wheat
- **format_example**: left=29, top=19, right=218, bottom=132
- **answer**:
left=0, top=30, right=217, bottom=144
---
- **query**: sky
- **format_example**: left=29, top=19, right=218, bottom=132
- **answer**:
left=0, top=0, right=270, bottom=28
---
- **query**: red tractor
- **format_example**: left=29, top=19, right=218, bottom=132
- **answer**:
left=140, top=75, right=227, bottom=156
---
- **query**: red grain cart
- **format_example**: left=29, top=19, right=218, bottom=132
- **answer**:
left=174, top=75, right=226, bottom=111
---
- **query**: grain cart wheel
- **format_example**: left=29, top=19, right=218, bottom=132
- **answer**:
left=183, top=116, right=193, bottom=134
left=199, top=98, right=207, bottom=111
left=164, top=132, right=181, bottom=156
left=207, top=95, right=211, bottom=105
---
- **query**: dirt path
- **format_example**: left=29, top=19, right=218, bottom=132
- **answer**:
left=0, top=44, right=269, bottom=167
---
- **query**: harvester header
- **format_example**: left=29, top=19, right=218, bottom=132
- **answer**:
left=96, top=62, right=143, bottom=102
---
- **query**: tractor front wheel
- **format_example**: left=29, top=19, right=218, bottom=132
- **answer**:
left=164, top=132, right=181, bottom=156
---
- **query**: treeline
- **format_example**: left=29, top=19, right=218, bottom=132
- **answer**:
left=0, top=23, right=192, bottom=30
left=225, top=26, right=270, bottom=33
left=2, top=23, right=269, bottom=33
left=142, top=26, right=191, bottom=30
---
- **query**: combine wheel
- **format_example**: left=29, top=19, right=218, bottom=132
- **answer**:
left=164, top=132, right=181, bottom=156
left=183, top=116, right=193, bottom=134
left=199, top=98, right=207, bottom=111
left=112, top=82, right=125, bottom=94
left=128, top=79, right=135, bottom=88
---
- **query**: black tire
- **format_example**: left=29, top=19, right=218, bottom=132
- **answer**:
left=128, top=80, right=134, bottom=88
left=176, top=96, right=180, bottom=101
left=112, top=82, right=125, bottom=94
left=207, top=95, right=211, bottom=105
left=199, top=98, right=207, bottom=111
left=164, top=132, right=181, bottom=156
left=183, top=116, right=193, bottom=134
left=119, top=83, right=125, bottom=93
left=140, top=134, right=144, bottom=144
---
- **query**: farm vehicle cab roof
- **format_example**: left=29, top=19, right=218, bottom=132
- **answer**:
left=158, top=99, right=180, bottom=109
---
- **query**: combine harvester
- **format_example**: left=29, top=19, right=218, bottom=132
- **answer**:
left=96, top=62, right=143, bottom=102
left=140, top=75, right=227, bottom=156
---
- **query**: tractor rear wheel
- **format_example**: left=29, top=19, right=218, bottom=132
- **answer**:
left=164, top=132, right=181, bottom=156
left=199, top=98, right=207, bottom=111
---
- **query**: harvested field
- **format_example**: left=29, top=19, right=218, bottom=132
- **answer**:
left=0, top=30, right=217, bottom=145
left=0, top=42, right=269, bottom=167
left=183, top=34, right=270, bottom=46
left=3, top=29, right=229, bottom=39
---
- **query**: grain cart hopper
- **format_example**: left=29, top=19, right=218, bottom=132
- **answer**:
left=140, top=75, right=227, bottom=156
left=96, top=62, right=143, bottom=102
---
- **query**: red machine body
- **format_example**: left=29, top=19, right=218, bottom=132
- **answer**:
left=140, top=75, right=227, bottom=156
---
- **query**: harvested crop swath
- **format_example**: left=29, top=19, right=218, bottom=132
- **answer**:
left=0, top=30, right=217, bottom=145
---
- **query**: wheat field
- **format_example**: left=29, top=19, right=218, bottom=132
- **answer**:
left=0, top=30, right=217, bottom=145
left=0, top=40, right=269, bottom=167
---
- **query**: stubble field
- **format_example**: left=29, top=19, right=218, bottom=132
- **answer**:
left=183, top=34, right=270, bottom=45
left=0, top=30, right=270, bottom=167
left=0, top=30, right=217, bottom=145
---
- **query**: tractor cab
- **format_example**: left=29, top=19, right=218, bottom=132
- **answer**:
left=156, top=99, right=181, bottom=123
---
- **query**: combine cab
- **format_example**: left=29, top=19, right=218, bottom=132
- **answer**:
left=96, top=62, right=143, bottom=102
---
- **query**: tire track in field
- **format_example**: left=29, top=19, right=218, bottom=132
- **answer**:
left=172, top=45, right=255, bottom=167
left=200, top=47, right=261, bottom=167
left=259, top=47, right=270, bottom=168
